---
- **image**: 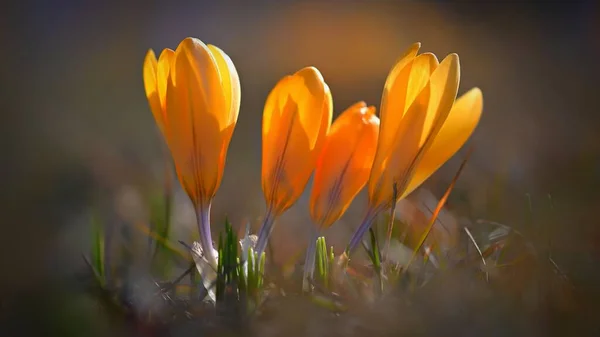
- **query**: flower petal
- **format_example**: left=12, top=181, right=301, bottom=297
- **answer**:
left=394, top=53, right=460, bottom=198
left=261, top=67, right=332, bottom=214
left=403, top=88, right=483, bottom=197
left=178, top=37, right=228, bottom=130
left=288, top=66, right=328, bottom=149
left=207, top=44, right=241, bottom=127
left=310, top=103, right=379, bottom=228
left=165, top=39, right=232, bottom=203
left=368, top=52, right=437, bottom=208
left=143, top=49, right=164, bottom=134
left=377, top=43, right=421, bottom=159
left=421, top=53, right=460, bottom=146
left=156, top=48, right=174, bottom=127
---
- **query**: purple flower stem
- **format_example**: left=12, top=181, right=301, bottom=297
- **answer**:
left=345, top=207, right=381, bottom=256
left=255, top=207, right=276, bottom=257
left=196, top=201, right=217, bottom=268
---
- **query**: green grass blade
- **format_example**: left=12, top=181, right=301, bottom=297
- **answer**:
left=369, top=228, right=383, bottom=294
left=316, top=237, right=325, bottom=285
left=258, top=252, right=266, bottom=290
left=90, top=210, right=105, bottom=287
left=248, top=247, right=256, bottom=296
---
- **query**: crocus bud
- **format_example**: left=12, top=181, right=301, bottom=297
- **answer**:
left=256, top=66, right=333, bottom=255
left=143, top=37, right=241, bottom=266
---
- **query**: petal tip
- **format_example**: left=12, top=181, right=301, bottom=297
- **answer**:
left=349, top=101, right=367, bottom=110
left=471, top=87, right=484, bottom=108
left=296, top=66, right=324, bottom=81
left=447, top=53, right=460, bottom=63
left=178, top=37, right=208, bottom=52
left=470, top=87, right=483, bottom=96
left=145, top=49, right=157, bottom=61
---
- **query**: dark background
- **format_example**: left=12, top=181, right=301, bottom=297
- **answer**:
left=1, top=1, right=599, bottom=336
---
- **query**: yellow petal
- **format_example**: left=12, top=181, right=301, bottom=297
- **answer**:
left=263, top=76, right=291, bottom=137
left=156, top=48, right=174, bottom=129
left=310, top=103, right=379, bottom=228
left=368, top=52, right=437, bottom=208
left=317, top=82, right=333, bottom=152
left=177, top=37, right=228, bottom=130
left=403, top=88, right=483, bottom=197
left=420, top=53, right=460, bottom=146
left=392, top=53, right=460, bottom=199
left=405, top=53, right=438, bottom=111
left=143, top=49, right=164, bottom=134
left=207, top=45, right=241, bottom=127
left=368, top=80, right=431, bottom=208
left=377, top=43, right=420, bottom=160
left=288, top=67, right=328, bottom=149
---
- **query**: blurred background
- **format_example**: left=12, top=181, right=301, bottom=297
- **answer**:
left=1, top=0, right=599, bottom=336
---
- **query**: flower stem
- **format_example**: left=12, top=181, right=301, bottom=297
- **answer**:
left=196, top=201, right=217, bottom=268
left=302, top=226, right=320, bottom=293
left=255, top=207, right=276, bottom=256
left=345, top=207, right=381, bottom=256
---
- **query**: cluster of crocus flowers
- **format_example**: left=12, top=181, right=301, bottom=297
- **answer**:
left=255, top=67, right=332, bottom=256
left=303, top=102, right=379, bottom=290
left=142, top=37, right=483, bottom=283
left=345, top=42, right=483, bottom=255
left=143, top=37, right=240, bottom=268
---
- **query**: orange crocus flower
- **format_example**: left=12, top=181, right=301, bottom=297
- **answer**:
left=346, top=42, right=483, bottom=254
left=303, top=102, right=379, bottom=291
left=143, top=37, right=240, bottom=266
left=255, top=67, right=333, bottom=255
left=309, top=102, right=380, bottom=229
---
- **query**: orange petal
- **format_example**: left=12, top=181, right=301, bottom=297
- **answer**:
left=261, top=67, right=332, bottom=214
left=368, top=52, right=437, bottom=208
left=177, top=37, right=228, bottom=130
left=420, top=53, right=460, bottom=146
left=377, top=43, right=421, bottom=162
left=394, top=53, right=461, bottom=198
left=143, top=49, right=164, bottom=134
left=403, top=88, right=483, bottom=197
left=164, top=38, right=231, bottom=203
left=310, top=103, right=379, bottom=228
left=156, top=48, right=174, bottom=131
left=207, top=44, right=241, bottom=127
left=288, top=67, right=328, bottom=149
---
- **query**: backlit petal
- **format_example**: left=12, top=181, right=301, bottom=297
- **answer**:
left=419, top=53, right=460, bottom=146
left=178, top=37, right=228, bottom=130
left=207, top=45, right=241, bottom=127
left=164, top=39, right=233, bottom=203
left=393, top=53, right=460, bottom=199
left=288, top=67, right=327, bottom=149
left=310, top=103, right=379, bottom=228
left=377, top=43, right=421, bottom=159
left=143, top=49, right=164, bottom=134
left=403, top=88, right=483, bottom=197
left=156, top=48, right=174, bottom=129
left=261, top=67, right=332, bottom=214
left=368, top=52, right=437, bottom=208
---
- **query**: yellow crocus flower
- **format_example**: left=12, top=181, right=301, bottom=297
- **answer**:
left=346, top=42, right=483, bottom=254
left=143, top=37, right=240, bottom=266
left=256, top=66, right=333, bottom=255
